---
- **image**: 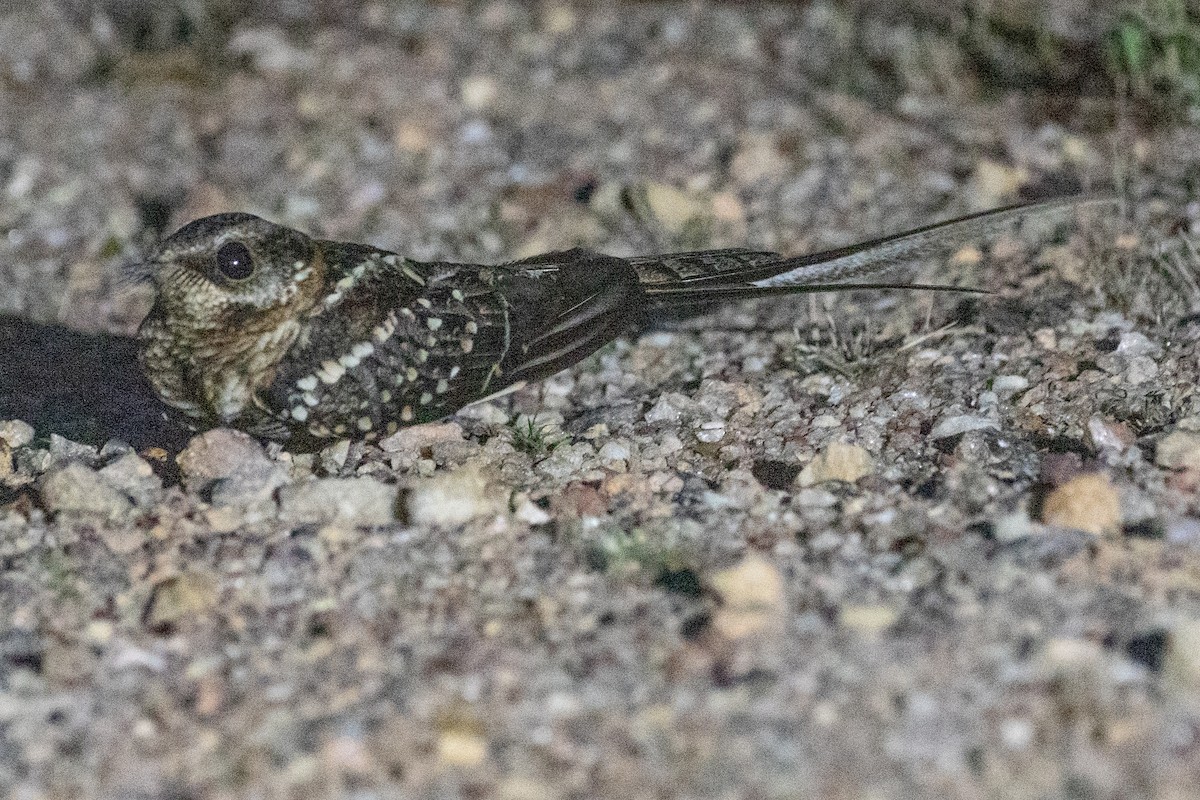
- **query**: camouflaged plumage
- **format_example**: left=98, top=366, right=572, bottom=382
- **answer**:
left=137, top=196, right=1107, bottom=443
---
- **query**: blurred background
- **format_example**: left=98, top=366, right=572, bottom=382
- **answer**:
left=2, top=0, right=1197, bottom=336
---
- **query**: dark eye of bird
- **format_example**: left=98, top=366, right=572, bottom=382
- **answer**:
left=215, top=241, right=255, bottom=280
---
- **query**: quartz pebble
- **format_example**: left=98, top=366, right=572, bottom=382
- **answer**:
left=404, top=462, right=503, bottom=526
left=797, top=442, right=873, bottom=487
left=280, top=477, right=399, bottom=526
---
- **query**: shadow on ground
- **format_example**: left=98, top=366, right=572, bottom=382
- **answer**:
left=0, top=316, right=192, bottom=451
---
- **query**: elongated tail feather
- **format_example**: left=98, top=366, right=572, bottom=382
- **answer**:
left=637, top=194, right=1115, bottom=305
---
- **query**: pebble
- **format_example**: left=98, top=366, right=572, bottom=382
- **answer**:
left=1088, top=417, right=1133, bottom=454
left=145, top=571, right=220, bottom=628
left=796, top=442, right=873, bottom=487
left=1040, top=472, right=1122, bottom=536
left=839, top=604, right=898, bottom=635
left=40, top=462, right=132, bottom=520
left=709, top=554, right=785, bottom=639
left=992, top=375, right=1030, bottom=394
left=438, top=731, right=488, bottom=767
left=597, top=440, right=630, bottom=472
left=929, top=415, right=998, bottom=440
left=1165, top=622, right=1200, bottom=690
left=645, top=397, right=682, bottom=424
left=0, top=420, right=34, bottom=449
left=176, top=429, right=290, bottom=505
left=1155, top=431, right=1200, bottom=472
left=404, top=462, right=503, bottom=526
left=695, top=421, right=726, bottom=444
left=98, top=452, right=162, bottom=507
left=48, top=434, right=98, bottom=465
left=280, top=477, right=399, bottom=526
left=380, top=421, right=465, bottom=454
left=637, top=182, right=709, bottom=235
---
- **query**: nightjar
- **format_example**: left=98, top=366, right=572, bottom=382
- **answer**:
left=136, top=195, right=1107, bottom=443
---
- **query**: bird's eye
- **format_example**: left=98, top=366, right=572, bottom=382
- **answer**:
left=215, top=241, right=255, bottom=280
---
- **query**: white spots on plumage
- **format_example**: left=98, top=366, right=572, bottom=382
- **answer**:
left=451, top=289, right=465, bottom=302
left=291, top=405, right=309, bottom=422
left=372, top=312, right=397, bottom=343
left=334, top=423, right=348, bottom=435
left=465, top=321, right=478, bottom=335
left=448, top=365, right=461, bottom=379
left=405, top=367, right=419, bottom=382
left=379, top=389, right=392, bottom=403
left=426, top=317, right=443, bottom=331
left=302, top=392, right=319, bottom=407
left=417, top=298, right=433, bottom=309
left=395, top=373, right=408, bottom=386
left=386, top=421, right=399, bottom=434
left=317, top=359, right=346, bottom=384
left=401, top=263, right=426, bottom=286
left=352, top=341, right=375, bottom=359
left=356, top=416, right=373, bottom=431
left=382, top=254, right=400, bottom=266
left=419, top=392, right=433, bottom=405
left=417, top=349, right=430, bottom=362
left=435, top=379, right=449, bottom=394
left=297, top=374, right=318, bottom=392
left=338, top=352, right=361, bottom=369
left=461, top=338, right=474, bottom=354
left=400, top=307, right=417, bottom=319
left=401, top=405, right=414, bottom=421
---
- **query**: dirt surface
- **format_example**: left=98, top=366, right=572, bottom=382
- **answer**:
left=3, top=2, right=1200, bottom=798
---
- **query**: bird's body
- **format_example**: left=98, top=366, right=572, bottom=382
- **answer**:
left=136, top=196, right=1106, bottom=443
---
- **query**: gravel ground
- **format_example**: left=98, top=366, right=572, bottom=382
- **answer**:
left=4, top=2, right=1200, bottom=798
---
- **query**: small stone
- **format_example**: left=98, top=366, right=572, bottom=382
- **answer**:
left=48, top=434, right=99, bottom=465
left=320, top=439, right=352, bottom=472
left=992, top=509, right=1034, bottom=543
left=1124, top=355, right=1158, bottom=385
left=929, top=415, right=997, bottom=440
left=380, top=421, right=465, bottom=454
left=1164, top=622, right=1200, bottom=690
left=710, top=554, right=785, bottom=639
left=514, top=498, right=550, bottom=525
left=460, top=75, right=498, bottom=110
left=1156, top=431, right=1200, bottom=472
left=438, top=731, right=488, bottom=767
left=405, top=463, right=503, bottom=526
left=280, top=477, right=399, bottom=526
left=639, top=182, right=709, bottom=235
left=98, top=452, right=162, bottom=507
left=1040, top=472, right=1121, bottom=536
left=971, top=158, right=1028, bottom=206
left=839, top=604, right=897, bottom=635
left=41, top=462, right=132, bottom=520
left=1088, top=417, right=1133, bottom=454
left=796, top=441, right=873, bottom=487
left=145, top=571, right=220, bottom=628
left=597, top=440, right=630, bottom=471
left=729, top=133, right=789, bottom=186
left=0, top=420, right=34, bottom=449
left=645, top=397, right=682, bottom=424
left=176, top=429, right=289, bottom=505
left=695, top=420, right=725, bottom=444
left=992, top=375, right=1029, bottom=394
